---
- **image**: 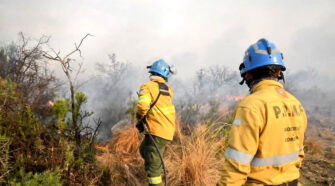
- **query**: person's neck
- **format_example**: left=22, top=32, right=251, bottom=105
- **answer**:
left=150, top=75, right=164, bottom=81
left=249, top=77, right=278, bottom=93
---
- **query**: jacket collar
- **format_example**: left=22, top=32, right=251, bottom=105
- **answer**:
left=251, top=80, right=283, bottom=93
left=150, top=75, right=166, bottom=83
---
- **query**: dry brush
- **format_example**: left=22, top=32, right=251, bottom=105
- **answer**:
left=96, top=118, right=229, bottom=186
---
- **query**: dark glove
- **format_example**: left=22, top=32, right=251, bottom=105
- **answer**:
left=136, top=120, right=145, bottom=133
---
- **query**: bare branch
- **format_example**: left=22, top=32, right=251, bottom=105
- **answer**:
left=41, top=33, right=93, bottom=148
left=73, top=62, right=83, bottom=85
left=0, top=170, right=10, bottom=182
left=42, top=53, right=59, bottom=61
left=64, top=33, right=93, bottom=59
left=75, top=33, right=93, bottom=57
left=76, top=76, right=96, bottom=89
left=90, top=118, right=102, bottom=144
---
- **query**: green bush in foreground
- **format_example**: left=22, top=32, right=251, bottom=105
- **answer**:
left=9, top=168, right=62, bottom=186
left=0, top=79, right=109, bottom=185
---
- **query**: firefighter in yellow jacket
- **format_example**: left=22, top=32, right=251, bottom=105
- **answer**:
left=218, top=39, right=307, bottom=186
left=136, top=59, right=176, bottom=186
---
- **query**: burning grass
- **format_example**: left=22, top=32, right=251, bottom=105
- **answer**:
left=95, top=119, right=229, bottom=185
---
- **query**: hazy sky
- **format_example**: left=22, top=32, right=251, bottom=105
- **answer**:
left=1, top=0, right=335, bottom=80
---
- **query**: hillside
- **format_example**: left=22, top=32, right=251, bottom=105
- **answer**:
left=96, top=116, right=335, bottom=185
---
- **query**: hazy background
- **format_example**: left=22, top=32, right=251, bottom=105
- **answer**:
left=1, top=0, right=335, bottom=79
left=1, top=0, right=335, bottom=139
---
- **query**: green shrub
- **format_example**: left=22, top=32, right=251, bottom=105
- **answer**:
left=0, top=79, right=109, bottom=185
left=0, top=135, right=10, bottom=182
left=9, top=168, right=62, bottom=186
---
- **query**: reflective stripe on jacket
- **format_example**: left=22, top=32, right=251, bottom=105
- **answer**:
left=218, top=80, right=307, bottom=186
left=137, top=76, right=176, bottom=140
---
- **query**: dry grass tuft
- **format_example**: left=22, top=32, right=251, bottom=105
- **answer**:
left=96, top=118, right=228, bottom=185
left=165, top=123, right=226, bottom=186
left=325, top=146, right=335, bottom=160
left=318, top=128, right=335, bottom=141
left=96, top=125, right=146, bottom=186
left=304, top=138, right=324, bottom=155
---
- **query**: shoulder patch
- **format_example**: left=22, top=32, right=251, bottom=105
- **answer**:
left=276, top=87, right=288, bottom=98
left=232, top=119, right=242, bottom=126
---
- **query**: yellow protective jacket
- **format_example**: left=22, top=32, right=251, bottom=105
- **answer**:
left=136, top=76, right=176, bottom=141
left=218, top=80, right=307, bottom=186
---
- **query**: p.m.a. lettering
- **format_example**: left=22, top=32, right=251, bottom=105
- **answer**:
left=272, top=104, right=304, bottom=119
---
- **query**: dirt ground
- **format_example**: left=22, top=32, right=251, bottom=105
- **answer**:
left=300, top=119, right=335, bottom=185
left=300, top=155, right=335, bottom=185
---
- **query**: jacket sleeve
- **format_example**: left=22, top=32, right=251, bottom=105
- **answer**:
left=297, top=110, right=307, bottom=167
left=136, top=84, right=152, bottom=120
left=218, top=106, right=261, bottom=186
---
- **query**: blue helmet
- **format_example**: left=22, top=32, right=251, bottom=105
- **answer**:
left=240, top=38, right=286, bottom=75
left=147, top=59, right=171, bottom=79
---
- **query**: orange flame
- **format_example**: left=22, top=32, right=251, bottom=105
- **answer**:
left=48, top=100, right=54, bottom=107
left=224, top=95, right=245, bottom=101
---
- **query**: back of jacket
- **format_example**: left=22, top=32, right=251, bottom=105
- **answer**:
left=136, top=76, right=176, bottom=140
left=219, top=80, right=307, bottom=185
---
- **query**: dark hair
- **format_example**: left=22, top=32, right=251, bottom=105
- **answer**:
left=249, top=65, right=283, bottom=80
left=150, top=72, right=167, bottom=80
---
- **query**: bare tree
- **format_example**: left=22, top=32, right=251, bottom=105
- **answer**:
left=207, top=65, right=236, bottom=91
left=93, top=53, right=132, bottom=140
left=43, top=34, right=92, bottom=147
left=193, top=65, right=237, bottom=94
left=0, top=32, right=59, bottom=119
left=95, top=53, right=128, bottom=90
left=194, top=68, right=205, bottom=94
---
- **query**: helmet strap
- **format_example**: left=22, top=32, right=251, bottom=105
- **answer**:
left=168, top=66, right=174, bottom=75
left=246, top=78, right=255, bottom=89
left=239, top=78, right=245, bottom=85
left=279, top=71, right=285, bottom=83
left=240, top=72, right=253, bottom=87
left=239, top=75, right=254, bottom=89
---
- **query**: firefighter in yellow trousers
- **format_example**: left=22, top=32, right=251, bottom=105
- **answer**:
left=136, top=59, right=176, bottom=186
left=218, top=39, right=307, bottom=186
